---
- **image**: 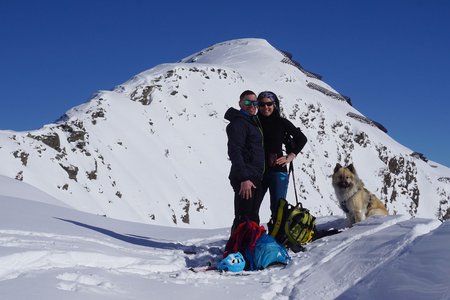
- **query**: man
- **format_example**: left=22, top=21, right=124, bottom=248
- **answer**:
left=224, top=90, right=265, bottom=231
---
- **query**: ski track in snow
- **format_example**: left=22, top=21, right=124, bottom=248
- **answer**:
left=0, top=229, right=186, bottom=282
left=262, top=215, right=441, bottom=299
left=56, top=271, right=119, bottom=296
left=0, top=229, right=182, bottom=255
left=0, top=226, right=230, bottom=295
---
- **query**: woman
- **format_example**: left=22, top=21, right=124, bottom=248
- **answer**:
left=257, top=91, right=307, bottom=217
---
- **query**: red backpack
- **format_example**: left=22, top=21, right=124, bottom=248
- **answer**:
left=224, top=220, right=266, bottom=270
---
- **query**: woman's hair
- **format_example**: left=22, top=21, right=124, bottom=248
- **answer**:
left=257, top=91, right=281, bottom=118
left=257, top=91, right=280, bottom=109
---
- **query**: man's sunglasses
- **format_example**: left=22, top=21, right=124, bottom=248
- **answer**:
left=243, top=99, right=258, bottom=106
left=258, top=101, right=274, bottom=107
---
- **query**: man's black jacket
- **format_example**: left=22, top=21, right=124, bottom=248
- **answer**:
left=224, top=107, right=264, bottom=184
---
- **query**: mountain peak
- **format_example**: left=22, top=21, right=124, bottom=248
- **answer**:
left=180, top=38, right=280, bottom=65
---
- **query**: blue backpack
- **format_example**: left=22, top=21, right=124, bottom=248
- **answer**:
left=253, top=233, right=290, bottom=270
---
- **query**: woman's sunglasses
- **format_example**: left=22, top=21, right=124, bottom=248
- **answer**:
left=258, top=101, right=274, bottom=107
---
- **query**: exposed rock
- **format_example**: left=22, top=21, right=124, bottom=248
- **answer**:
left=180, top=197, right=190, bottom=224
left=168, top=204, right=177, bottom=224
left=86, top=160, right=98, bottom=180
left=55, top=148, right=68, bottom=161
left=68, top=131, right=86, bottom=143
left=438, top=177, right=450, bottom=184
left=28, top=132, right=61, bottom=152
left=59, top=163, right=79, bottom=181
left=354, top=132, right=370, bottom=147
left=376, top=145, right=389, bottom=165
left=58, top=122, right=87, bottom=144
left=91, top=108, right=106, bottom=125
left=307, top=82, right=351, bottom=105
left=411, top=152, right=428, bottom=162
left=443, top=209, right=450, bottom=220
left=13, top=150, right=29, bottom=166
left=15, top=171, right=23, bottom=181
left=437, top=187, right=450, bottom=221
left=381, top=155, right=420, bottom=213
left=130, top=85, right=161, bottom=105
left=277, top=48, right=322, bottom=80
left=346, top=112, right=387, bottom=133
left=194, top=199, right=206, bottom=212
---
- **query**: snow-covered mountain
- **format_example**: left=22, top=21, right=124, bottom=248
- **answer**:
left=1, top=39, right=450, bottom=299
left=1, top=38, right=449, bottom=227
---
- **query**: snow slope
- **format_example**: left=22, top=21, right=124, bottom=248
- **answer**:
left=1, top=38, right=449, bottom=228
left=0, top=180, right=448, bottom=300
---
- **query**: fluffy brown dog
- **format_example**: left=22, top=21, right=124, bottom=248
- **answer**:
left=332, top=163, right=388, bottom=226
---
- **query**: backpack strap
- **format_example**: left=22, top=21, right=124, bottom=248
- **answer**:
left=269, top=199, right=287, bottom=238
left=289, top=161, right=301, bottom=208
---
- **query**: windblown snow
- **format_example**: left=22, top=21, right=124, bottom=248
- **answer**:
left=1, top=38, right=450, bottom=299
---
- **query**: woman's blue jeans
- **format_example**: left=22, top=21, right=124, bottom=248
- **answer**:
left=262, top=171, right=289, bottom=217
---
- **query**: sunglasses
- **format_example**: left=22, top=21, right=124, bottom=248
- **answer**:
left=258, top=101, right=274, bottom=107
left=243, top=99, right=258, bottom=106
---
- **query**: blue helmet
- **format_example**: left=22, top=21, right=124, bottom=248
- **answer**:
left=216, top=252, right=246, bottom=272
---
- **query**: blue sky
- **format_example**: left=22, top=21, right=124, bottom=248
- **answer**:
left=1, top=0, right=449, bottom=167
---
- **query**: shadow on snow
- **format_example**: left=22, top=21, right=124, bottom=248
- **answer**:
left=54, top=217, right=225, bottom=268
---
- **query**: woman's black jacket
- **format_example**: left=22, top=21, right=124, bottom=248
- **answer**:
left=259, top=113, right=307, bottom=173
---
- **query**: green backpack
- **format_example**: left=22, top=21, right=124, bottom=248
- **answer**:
left=267, top=160, right=318, bottom=252
left=268, top=198, right=316, bottom=252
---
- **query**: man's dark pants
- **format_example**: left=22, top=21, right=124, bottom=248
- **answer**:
left=230, top=178, right=263, bottom=232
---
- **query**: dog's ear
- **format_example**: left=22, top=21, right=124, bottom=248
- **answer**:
left=334, top=163, right=342, bottom=174
left=348, top=163, right=356, bottom=174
